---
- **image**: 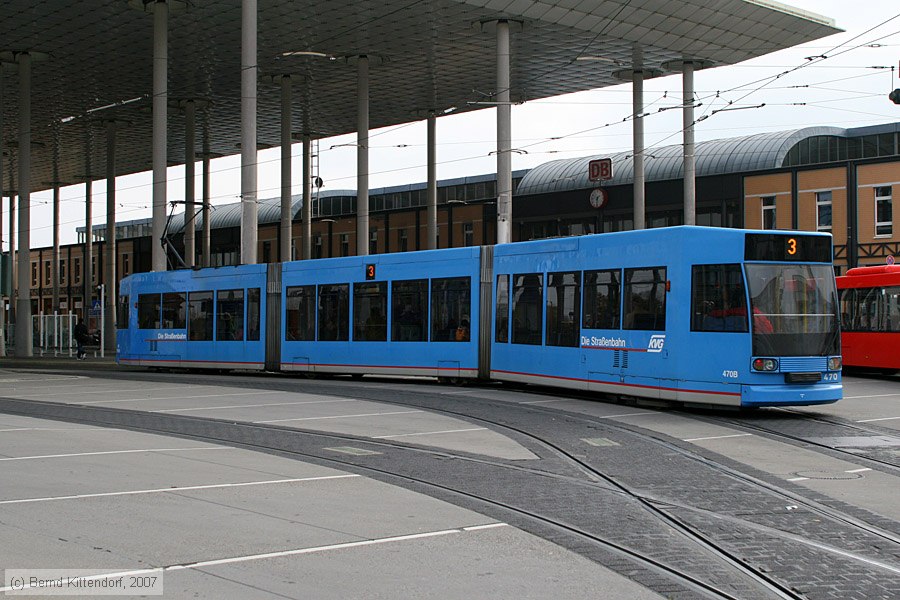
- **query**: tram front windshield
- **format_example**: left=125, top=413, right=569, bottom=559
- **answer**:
left=745, top=264, right=840, bottom=357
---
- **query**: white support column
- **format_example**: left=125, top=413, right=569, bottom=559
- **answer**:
left=241, top=0, right=258, bottom=265
left=201, top=151, right=211, bottom=267
left=83, top=176, right=92, bottom=318
left=183, top=100, right=195, bottom=267
left=8, top=187, right=14, bottom=325
left=302, top=134, right=311, bottom=260
left=632, top=66, right=645, bottom=231
left=104, top=120, right=117, bottom=353
left=356, top=55, right=369, bottom=257
left=280, top=75, right=292, bottom=262
left=52, top=184, right=60, bottom=312
left=151, top=0, right=168, bottom=272
left=495, top=20, right=512, bottom=245
left=14, top=51, right=31, bottom=357
left=682, top=60, right=696, bottom=226
left=0, top=78, right=4, bottom=356
left=426, top=112, right=437, bottom=249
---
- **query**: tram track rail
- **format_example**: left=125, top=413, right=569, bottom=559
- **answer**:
left=4, top=369, right=900, bottom=598
left=693, top=408, right=900, bottom=475
left=0, top=393, right=790, bottom=600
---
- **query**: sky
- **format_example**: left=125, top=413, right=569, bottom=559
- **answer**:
left=6, top=1, right=900, bottom=250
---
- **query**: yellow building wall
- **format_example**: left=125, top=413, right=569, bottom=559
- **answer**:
left=798, top=168, right=847, bottom=248
left=857, top=161, right=900, bottom=245
left=744, top=173, right=791, bottom=229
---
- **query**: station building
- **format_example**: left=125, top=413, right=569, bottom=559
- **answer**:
left=7, top=120, right=899, bottom=317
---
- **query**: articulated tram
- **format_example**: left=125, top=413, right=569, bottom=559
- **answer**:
left=118, top=226, right=842, bottom=407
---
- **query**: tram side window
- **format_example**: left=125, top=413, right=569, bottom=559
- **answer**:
left=162, top=292, right=186, bottom=329
left=137, top=294, right=161, bottom=329
left=839, top=288, right=854, bottom=330
left=495, top=275, right=509, bottom=343
left=623, top=267, right=667, bottom=331
left=887, top=287, right=900, bottom=332
left=247, top=288, right=261, bottom=341
left=691, top=264, right=748, bottom=332
left=392, top=279, right=428, bottom=342
left=117, top=296, right=130, bottom=330
left=431, top=277, right=471, bottom=342
left=850, top=287, right=879, bottom=331
left=583, top=270, right=620, bottom=329
left=354, top=282, right=388, bottom=342
left=216, top=289, right=245, bottom=341
left=512, top=273, right=543, bottom=345
left=188, top=291, right=213, bottom=341
left=845, top=286, right=900, bottom=332
left=546, top=272, right=581, bottom=347
left=285, top=285, right=316, bottom=341
left=318, top=284, right=350, bottom=341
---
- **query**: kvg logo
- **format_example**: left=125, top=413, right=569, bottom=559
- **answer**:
left=647, top=335, right=665, bottom=353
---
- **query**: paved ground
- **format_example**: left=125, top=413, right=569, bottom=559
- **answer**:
left=0, top=364, right=661, bottom=600
left=1, top=358, right=899, bottom=599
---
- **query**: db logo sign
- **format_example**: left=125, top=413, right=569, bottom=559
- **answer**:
left=647, top=335, right=666, bottom=353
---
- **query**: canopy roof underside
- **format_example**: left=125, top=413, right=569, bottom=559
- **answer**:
left=0, top=0, right=839, bottom=194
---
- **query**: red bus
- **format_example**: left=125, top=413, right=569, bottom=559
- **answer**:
left=837, top=265, right=900, bottom=373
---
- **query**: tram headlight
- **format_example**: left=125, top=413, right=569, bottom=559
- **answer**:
left=752, top=358, right=778, bottom=372
left=828, top=357, right=842, bottom=371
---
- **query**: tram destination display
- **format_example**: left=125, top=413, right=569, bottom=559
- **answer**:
left=744, top=233, right=832, bottom=262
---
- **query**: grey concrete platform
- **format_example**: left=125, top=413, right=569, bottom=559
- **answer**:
left=2, top=359, right=898, bottom=598
left=0, top=412, right=660, bottom=599
left=0, top=367, right=535, bottom=461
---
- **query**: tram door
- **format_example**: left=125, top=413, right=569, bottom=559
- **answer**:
left=265, top=263, right=282, bottom=371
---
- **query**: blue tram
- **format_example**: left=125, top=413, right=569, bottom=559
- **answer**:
left=117, top=226, right=842, bottom=407
left=117, top=264, right=268, bottom=369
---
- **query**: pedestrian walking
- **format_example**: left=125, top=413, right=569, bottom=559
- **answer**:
left=74, top=318, right=89, bottom=360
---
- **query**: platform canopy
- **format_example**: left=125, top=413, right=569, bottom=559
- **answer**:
left=0, top=0, right=839, bottom=192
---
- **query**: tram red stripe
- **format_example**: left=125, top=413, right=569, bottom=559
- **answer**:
left=119, top=358, right=263, bottom=366
left=580, top=345, right=648, bottom=353
left=492, top=369, right=741, bottom=397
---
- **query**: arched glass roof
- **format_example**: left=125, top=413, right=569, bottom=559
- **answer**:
left=166, top=190, right=356, bottom=233
left=515, top=126, right=846, bottom=196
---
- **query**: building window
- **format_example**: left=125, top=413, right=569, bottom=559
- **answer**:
left=398, top=229, right=408, bottom=252
left=369, top=229, right=378, bottom=255
left=44, top=260, right=51, bottom=286
left=816, top=191, right=832, bottom=232
left=463, top=223, right=474, bottom=247
left=60, top=259, right=67, bottom=284
left=875, top=186, right=893, bottom=237
left=73, top=258, right=81, bottom=284
left=761, top=196, right=776, bottom=230
left=31, top=262, right=38, bottom=287
left=340, top=233, right=350, bottom=257
left=91, top=256, right=97, bottom=283
left=122, top=254, right=130, bottom=276
left=314, top=234, right=323, bottom=259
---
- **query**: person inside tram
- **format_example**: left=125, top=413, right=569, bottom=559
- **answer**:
left=455, top=316, right=470, bottom=342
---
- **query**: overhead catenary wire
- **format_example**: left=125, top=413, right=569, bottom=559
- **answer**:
left=5, top=10, right=900, bottom=249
